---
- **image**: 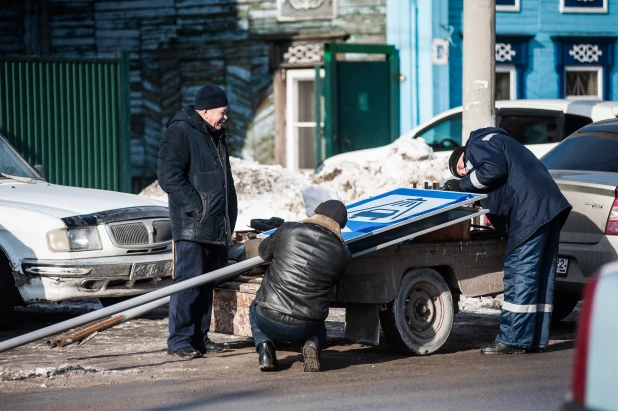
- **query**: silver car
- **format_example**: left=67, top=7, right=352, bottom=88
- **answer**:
left=541, top=118, right=618, bottom=321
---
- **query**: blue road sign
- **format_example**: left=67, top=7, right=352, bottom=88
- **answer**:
left=261, top=188, right=486, bottom=243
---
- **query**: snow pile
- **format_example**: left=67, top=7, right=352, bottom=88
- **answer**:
left=229, top=158, right=311, bottom=229
left=313, top=137, right=451, bottom=203
left=140, top=137, right=451, bottom=229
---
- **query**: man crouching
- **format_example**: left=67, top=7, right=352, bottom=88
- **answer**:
left=249, top=200, right=352, bottom=372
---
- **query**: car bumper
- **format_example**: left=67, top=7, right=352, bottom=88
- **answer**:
left=18, top=252, right=173, bottom=302
left=556, top=235, right=618, bottom=291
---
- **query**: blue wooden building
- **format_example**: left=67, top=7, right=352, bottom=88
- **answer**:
left=387, top=0, right=618, bottom=133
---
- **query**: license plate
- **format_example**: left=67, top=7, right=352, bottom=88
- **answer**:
left=556, top=257, right=569, bottom=277
left=131, top=261, right=173, bottom=280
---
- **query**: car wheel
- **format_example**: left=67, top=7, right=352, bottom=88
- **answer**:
left=552, top=290, right=580, bottom=323
left=379, top=268, right=454, bottom=355
left=0, top=256, right=16, bottom=329
left=98, top=296, right=136, bottom=308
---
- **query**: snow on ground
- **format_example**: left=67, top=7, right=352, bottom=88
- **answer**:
left=140, top=137, right=451, bottom=229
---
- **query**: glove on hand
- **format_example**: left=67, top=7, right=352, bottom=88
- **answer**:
left=442, top=179, right=462, bottom=192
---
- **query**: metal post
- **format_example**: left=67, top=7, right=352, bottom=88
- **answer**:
left=0, top=256, right=264, bottom=353
left=461, top=0, right=495, bottom=145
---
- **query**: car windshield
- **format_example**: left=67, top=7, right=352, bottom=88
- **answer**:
left=541, top=125, right=618, bottom=172
left=0, top=137, right=41, bottom=180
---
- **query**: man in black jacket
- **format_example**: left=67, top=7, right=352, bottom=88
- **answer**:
left=250, top=200, right=352, bottom=372
left=157, top=85, right=238, bottom=359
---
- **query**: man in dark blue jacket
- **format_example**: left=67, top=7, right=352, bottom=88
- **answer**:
left=446, top=127, right=571, bottom=354
left=157, top=85, right=238, bottom=359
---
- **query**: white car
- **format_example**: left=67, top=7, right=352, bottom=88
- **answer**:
left=563, top=260, right=618, bottom=410
left=316, top=99, right=618, bottom=169
left=0, top=134, right=173, bottom=327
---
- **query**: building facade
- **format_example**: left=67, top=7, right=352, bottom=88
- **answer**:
left=1, top=0, right=386, bottom=190
left=388, top=0, right=618, bottom=132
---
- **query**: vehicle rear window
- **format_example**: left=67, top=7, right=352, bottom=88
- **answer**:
left=498, top=115, right=559, bottom=145
left=541, top=130, right=618, bottom=172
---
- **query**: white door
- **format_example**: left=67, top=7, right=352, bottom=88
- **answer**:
left=286, top=69, right=317, bottom=170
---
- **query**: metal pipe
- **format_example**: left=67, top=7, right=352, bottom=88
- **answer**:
left=0, top=256, right=264, bottom=353
left=49, top=315, right=125, bottom=348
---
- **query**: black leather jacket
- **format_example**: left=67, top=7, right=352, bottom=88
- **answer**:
left=157, top=106, right=238, bottom=246
left=255, top=215, right=352, bottom=325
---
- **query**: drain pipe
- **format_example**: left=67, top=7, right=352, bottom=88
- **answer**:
left=0, top=256, right=264, bottom=353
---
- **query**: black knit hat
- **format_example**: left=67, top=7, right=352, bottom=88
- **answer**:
left=194, top=85, right=228, bottom=110
left=314, top=200, right=348, bottom=229
left=449, top=146, right=466, bottom=178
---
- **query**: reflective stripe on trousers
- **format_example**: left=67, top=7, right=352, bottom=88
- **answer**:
left=495, top=217, right=562, bottom=350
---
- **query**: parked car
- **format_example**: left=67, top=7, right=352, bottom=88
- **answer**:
left=541, top=118, right=618, bottom=321
left=563, top=260, right=618, bottom=410
left=316, top=99, right=618, bottom=171
left=0, top=133, right=173, bottom=327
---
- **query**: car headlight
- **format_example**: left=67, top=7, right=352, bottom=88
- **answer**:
left=47, top=227, right=103, bottom=252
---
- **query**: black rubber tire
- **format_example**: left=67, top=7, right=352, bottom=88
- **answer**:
left=0, top=258, right=16, bottom=329
left=380, top=268, right=454, bottom=355
left=551, top=291, right=580, bottom=323
left=98, top=296, right=135, bottom=308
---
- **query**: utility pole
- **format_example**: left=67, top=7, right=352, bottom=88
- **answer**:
left=462, top=0, right=496, bottom=145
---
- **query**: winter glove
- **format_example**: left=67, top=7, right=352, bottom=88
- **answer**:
left=442, top=179, right=462, bottom=192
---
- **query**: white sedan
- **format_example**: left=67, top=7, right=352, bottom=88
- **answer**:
left=317, top=99, right=618, bottom=171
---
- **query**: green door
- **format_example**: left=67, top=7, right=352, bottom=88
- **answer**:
left=338, top=61, right=391, bottom=153
left=318, top=43, right=400, bottom=163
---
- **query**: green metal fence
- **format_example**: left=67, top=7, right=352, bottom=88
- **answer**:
left=0, top=52, right=131, bottom=192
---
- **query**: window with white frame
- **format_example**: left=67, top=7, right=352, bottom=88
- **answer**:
left=496, top=0, right=520, bottom=12
left=496, top=65, right=516, bottom=100
left=285, top=69, right=317, bottom=170
left=565, top=66, right=603, bottom=100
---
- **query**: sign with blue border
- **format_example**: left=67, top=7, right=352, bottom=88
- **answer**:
left=261, top=188, right=485, bottom=243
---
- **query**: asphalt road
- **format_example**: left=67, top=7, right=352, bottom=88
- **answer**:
left=0, top=301, right=577, bottom=411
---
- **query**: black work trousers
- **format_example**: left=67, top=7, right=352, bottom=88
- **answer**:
left=167, top=241, right=227, bottom=353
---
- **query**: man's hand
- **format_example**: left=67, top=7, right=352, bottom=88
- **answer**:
left=442, top=179, right=462, bottom=192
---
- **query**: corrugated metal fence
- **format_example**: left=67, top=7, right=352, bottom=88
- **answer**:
left=0, top=52, right=131, bottom=192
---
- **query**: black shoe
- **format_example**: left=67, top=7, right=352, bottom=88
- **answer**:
left=204, top=341, right=227, bottom=353
left=480, top=342, right=526, bottom=355
left=170, top=347, right=203, bottom=359
left=302, top=337, right=321, bottom=372
left=526, top=347, right=547, bottom=353
left=258, top=342, right=278, bottom=371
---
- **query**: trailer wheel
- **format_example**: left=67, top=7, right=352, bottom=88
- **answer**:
left=0, top=255, right=16, bottom=329
left=380, top=268, right=454, bottom=355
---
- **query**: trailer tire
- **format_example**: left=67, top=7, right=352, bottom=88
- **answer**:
left=0, top=256, right=16, bottom=329
left=380, top=268, right=454, bottom=355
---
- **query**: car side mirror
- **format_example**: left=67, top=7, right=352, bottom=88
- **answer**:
left=34, top=164, right=45, bottom=179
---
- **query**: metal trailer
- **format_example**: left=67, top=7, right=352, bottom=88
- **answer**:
left=333, top=236, right=506, bottom=356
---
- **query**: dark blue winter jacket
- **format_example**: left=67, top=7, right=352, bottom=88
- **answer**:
left=459, top=127, right=571, bottom=256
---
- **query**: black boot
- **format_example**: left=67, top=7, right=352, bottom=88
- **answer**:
left=480, top=342, right=526, bottom=355
left=258, top=342, right=278, bottom=371
left=302, top=337, right=321, bottom=372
